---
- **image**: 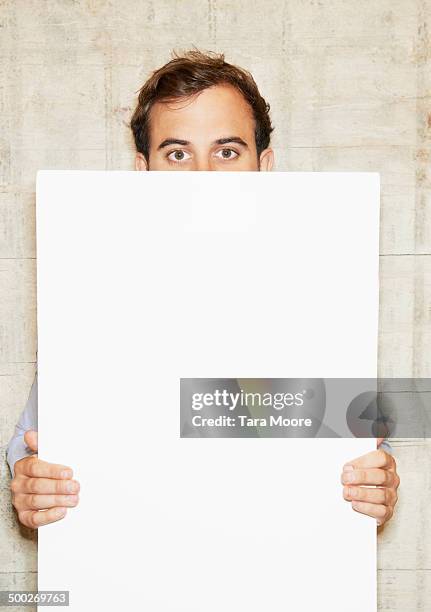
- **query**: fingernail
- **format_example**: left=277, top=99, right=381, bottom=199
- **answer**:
left=66, top=495, right=78, bottom=506
left=352, top=501, right=360, bottom=510
left=343, top=472, right=356, bottom=484
left=343, top=464, right=354, bottom=471
left=61, top=470, right=72, bottom=479
left=55, top=507, right=66, bottom=518
left=66, top=481, right=78, bottom=493
left=349, top=487, right=359, bottom=498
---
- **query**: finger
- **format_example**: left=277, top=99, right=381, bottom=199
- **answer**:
left=18, top=507, right=67, bottom=528
left=13, top=493, right=79, bottom=511
left=341, top=467, right=396, bottom=487
left=376, top=437, right=384, bottom=447
left=23, top=478, right=80, bottom=495
left=24, top=430, right=38, bottom=452
left=343, top=485, right=397, bottom=506
left=10, top=474, right=27, bottom=495
left=13, top=456, right=37, bottom=476
left=343, top=448, right=395, bottom=470
left=351, top=501, right=393, bottom=525
left=17, top=457, right=73, bottom=480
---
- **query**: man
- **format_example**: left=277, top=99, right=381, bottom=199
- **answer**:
left=7, top=49, right=399, bottom=529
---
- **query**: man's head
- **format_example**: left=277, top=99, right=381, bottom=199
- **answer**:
left=130, top=50, right=274, bottom=171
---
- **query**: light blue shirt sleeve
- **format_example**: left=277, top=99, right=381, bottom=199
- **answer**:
left=6, top=370, right=38, bottom=477
left=379, top=439, right=393, bottom=455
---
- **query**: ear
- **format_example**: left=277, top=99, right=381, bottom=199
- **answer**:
left=135, top=152, right=149, bottom=171
left=259, top=148, right=274, bottom=172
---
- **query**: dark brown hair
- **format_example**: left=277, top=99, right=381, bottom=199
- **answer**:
left=130, top=49, right=274, bottom=160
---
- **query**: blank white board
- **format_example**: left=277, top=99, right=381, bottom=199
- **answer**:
left=37, top=171, right=379, bottom=612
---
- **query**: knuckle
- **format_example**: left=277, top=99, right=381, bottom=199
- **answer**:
left=378, top=470, right=388, bottom=485
left=377, top=505, right=387, bottom=519
left=386, top=472, right=395, bottom=487
left=384, top=488, right=392, bottom=505
left=27, top=512, right=37, bottom=529
left=29, top=494, right=38, bottom=509
left=369, top=488, right=379, bottom=502
left=11, top=493, right=19, bottom=509
left=10, top=478, right=20, bottom=494
left=31, top=479, right=43, bottom=494
left=27, top=460, right=37, bottom=478
left=356, top=488, right=365, bottom=500
left=14, top=457, right=27, bottom=475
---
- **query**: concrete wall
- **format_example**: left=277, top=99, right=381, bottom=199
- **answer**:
left=1, top=1, right=430, bottom=610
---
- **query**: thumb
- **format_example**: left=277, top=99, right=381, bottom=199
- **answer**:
left=376, top=437, right=384, bottom=448
left=24, top=430, right=38, bottom=452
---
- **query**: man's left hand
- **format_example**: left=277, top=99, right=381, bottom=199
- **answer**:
left=341, top=439, right=399, bottom=526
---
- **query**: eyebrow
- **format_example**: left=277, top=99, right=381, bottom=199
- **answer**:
left=214, top=137, right=248, bottom=148
left=157, top=138, right=189, bottom=150
left=157, top=136, right=249, bottom=150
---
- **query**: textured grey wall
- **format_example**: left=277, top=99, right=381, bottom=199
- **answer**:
left=1, top=1, right=430, bottom=610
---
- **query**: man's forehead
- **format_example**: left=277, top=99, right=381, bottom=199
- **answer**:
left=148, top=84, right=256, bottom=141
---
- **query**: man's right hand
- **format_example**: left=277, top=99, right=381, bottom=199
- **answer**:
left=10, top=430, right=80, bottom=528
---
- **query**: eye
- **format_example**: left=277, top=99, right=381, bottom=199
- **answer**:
left=167, top=149, right=191, bottom=162
left=215, top=148, right=239, bottom=160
